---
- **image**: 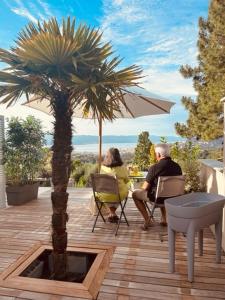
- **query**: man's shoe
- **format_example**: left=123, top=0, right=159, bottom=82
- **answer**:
left=140, top=218, right=153, bottom=231
left=108, top=215, right=119, bottom=223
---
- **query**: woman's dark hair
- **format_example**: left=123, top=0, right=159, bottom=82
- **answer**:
left=103, top=148, right=123, bottom=168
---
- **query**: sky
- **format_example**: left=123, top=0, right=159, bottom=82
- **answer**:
left=0, top=0, right=210, bottom=137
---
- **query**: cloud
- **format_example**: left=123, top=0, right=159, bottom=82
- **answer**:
left=112, top=0, right=125, bottom=5
left=71, top=115, right=180, bottom=136
left=36, top=0, right=52, bottom=18
left=0, top=0, right=207, bottom=137
left=100, top=0, right=203, bottom=97
left=141, top=69, right=196, bottom=96
left=97, top=0, right=206, bottom=135
left=0, top=105, right=53, bottom=132
left=11, top=7, right=38, bottom=23
left=101, top=0, right=148, bottom=45
left=4, top=0, right=53, bottom=24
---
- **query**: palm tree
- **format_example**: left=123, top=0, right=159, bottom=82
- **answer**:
left=0, top=17, right=142, bottom=279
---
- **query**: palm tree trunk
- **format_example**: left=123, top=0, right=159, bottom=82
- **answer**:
left=51, top=93, right=73, bottom=280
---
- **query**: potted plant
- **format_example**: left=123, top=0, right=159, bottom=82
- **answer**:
left=4, top=116, right=45, bottom=205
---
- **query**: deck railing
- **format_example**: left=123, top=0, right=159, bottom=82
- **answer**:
left=199, top=159, right=225, bottom=250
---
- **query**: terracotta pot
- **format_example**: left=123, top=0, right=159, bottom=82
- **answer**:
left=6, top=182, right=39, bottom=205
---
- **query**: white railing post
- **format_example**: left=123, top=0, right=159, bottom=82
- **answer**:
left=221, top=97, right=225, bottom=196
left=0, top=115, right=6, bottom=208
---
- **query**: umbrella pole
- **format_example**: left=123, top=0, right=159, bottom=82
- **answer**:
left=98, top=116, right=102, bottom=172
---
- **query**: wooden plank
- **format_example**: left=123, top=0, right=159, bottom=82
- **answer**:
left=86, top=247, right=114, bottom=298
left=0, top=243, right=42, bottom=280
left=1, top=277, right=91, bottom=299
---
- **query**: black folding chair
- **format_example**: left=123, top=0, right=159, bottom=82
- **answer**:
left=91, top=173, right=129, bottom=236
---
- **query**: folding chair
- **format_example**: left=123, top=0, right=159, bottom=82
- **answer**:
left=145, top=175, right=185, bottom=241
left=146, top=175, right=185, bottom=220
left=91, top=173, right=129, bottom=236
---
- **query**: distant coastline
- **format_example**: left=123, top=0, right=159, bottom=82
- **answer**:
left=45, top=134, right=185, bottom=153
left=45, top=134, right=184, bottom=146
left=45, top=134, right=223, bottom=154
left=73, top=143, right=137, bottom=153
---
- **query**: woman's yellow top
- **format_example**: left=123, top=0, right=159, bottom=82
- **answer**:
left=97, top=165, right=129, bottom=202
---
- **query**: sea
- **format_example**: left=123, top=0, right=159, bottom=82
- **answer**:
left=46, top=134, right=186, bottom=153
left=73, top=143, right=136, bottom=153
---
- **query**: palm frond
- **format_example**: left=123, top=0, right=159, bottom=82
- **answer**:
left=0, top=71, right=28, bottom=85
left=0, top=16, right=142, bottom=112
left=69, top=57, right=143, bottom=121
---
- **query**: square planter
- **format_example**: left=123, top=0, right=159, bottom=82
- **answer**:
left=0, top=242, right=114, bottom=299
left=6, top=182, right=39, bottom=205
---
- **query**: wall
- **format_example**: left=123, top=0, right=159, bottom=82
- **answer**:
left=0, top=115, right=6, bottom=208
left=199, top=159, right=225, bottom=249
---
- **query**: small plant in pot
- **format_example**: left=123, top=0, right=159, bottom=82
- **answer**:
left=4, top=116, right=45, bottom=205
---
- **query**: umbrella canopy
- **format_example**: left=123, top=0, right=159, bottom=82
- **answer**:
left=24, top=91, right=174, bottom=118
left=23, top=90, right=175, bottom=170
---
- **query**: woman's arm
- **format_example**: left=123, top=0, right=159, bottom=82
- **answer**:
left=123, top=167, right=129, bottom=183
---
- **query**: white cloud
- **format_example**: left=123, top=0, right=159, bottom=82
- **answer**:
left=0, top=97, right=183, bottom=137
left=141, top=69, right=196, bottom=96
left=112, top=0, right=124, bottom=6
left=72, top=115, right=179, bottom=136
left=0, top=0, right=204, bottom=137
left=101, top=0, right=148, bottom=44
left=0, top=102, right=53, bottom=131
left=36, top=0, right=52, bottom=18
left=100, top=0, right=199, bottom=97
left=11, top=8, right=38, bottom=23
left=4, top=0, right=53, bottom=24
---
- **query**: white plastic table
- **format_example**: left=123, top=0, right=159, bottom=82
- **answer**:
left=165, top=192, right=225, bottom=282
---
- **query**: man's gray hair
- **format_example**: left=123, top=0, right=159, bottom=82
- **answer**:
left=155, top=143, right=170, bottom=157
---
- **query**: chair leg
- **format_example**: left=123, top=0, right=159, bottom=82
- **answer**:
left=198, top=230, right=203, bottom=256
left=145, top=201, right=152, bottom=216
left=92, top=202, right=105, bottom=233
left=120, top=198, right=129, bottom=226
left=151, top=203, right=156, bottom=218
left=215, top=215, right=222, bottom=264
left=187, top=227, right=195, bottom=282
left=115, top=215, right=121, bottom=236
left=168, top=226, right=176, bottom=273
left=115, top=199, right=129, bottom=236
left=97, top=202, right=106, bottom=222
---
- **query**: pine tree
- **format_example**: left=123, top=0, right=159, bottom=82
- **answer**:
left=133, top=131, right=152, bottom=170
left=149, top=144, right=157, bottom=165
left=160, top=136, right=167, bottom=143
left=175, top=0, right=225, bottom=141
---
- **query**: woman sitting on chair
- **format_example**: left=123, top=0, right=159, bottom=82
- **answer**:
left=99, top=147, right=129, bottom=223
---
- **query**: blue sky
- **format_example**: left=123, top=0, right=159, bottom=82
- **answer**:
left=0, top=0, right=210, bottom=136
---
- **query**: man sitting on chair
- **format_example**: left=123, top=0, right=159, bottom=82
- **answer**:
left=132, top=143, right=182, bottom=230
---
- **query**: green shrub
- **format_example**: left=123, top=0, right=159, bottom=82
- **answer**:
left=149, top=144, right=157, bottom=165
left=71, top=161, right=97, bottom=187
left=199, top=148, right=223, bottom=161
left=4, top=116, right=45, bottom=185
left=38, top=147, right=52, bottom=178
left=171, top=141, right=201, bottom=192
left=133, top=131, right=152, bottom=171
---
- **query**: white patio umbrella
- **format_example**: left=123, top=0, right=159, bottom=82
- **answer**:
left=23, top=89, right=175, bottom=170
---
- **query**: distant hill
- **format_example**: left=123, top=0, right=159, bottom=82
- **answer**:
left=45, top=134, right=184, bottom=146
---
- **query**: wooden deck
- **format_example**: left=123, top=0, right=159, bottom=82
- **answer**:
left=0, top=187, right=225, bottom=300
